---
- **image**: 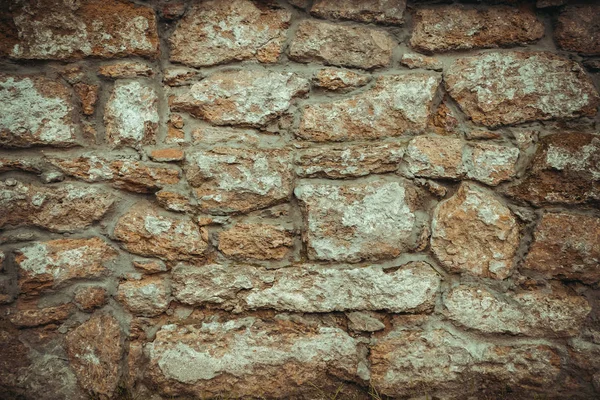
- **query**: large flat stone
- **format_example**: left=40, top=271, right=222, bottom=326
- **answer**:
left=169, top=0, right=291, bottom=67
left=0, top=0, right=159, bottom=60
left=411, top=5, right=544, bottom=53
left=445, top=52, right=599, bottom=127
left=185, top=147, right=293, bottom=214
left=288, top=19, right=395, bottom=69
left=0, top=74, right=76, bottom=148
left=310, top=0, right=406, bottom=25
left=171, top=70, right=309, bottom=127
left=295, top=179, right=422, bottom=262
left=172, top=261, right=440, bottom=313
left=145, top=318, right=368, bottom=398
left=555, top=4, right=600, bottom=55
left=298, top=74, right=440, bottom=141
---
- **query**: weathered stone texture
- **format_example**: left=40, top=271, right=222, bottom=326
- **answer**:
left=172, top=262, right=440, bottom=313
left=411, top=6, right=544, bottom=53
left=145, top=318, right=368, bottom=398
left=116, top=276, right=170, bottom=316
left=430, top=182, right=520, bottom=279
left=219, top=224, right=293, bottom=261
left=310, top=0, right=406, bottom=25
left=443, top=285, right=591, bottom=337
left=371, top=327, right=561, bottom=398
left=295, top=143, right=404, bottom=178
left=65, top=313, right=124, bottom=398
left=313, top=68, right=372, bottom=92
left=104, top=81, right=159, bottom=148
left=289, top=20, right=396, bottom=69
left=523, top=212, right=600, bottom=284
left=445, top=52, right=600, bottom=127
left=400, top=53, right=443, bottom=71
left=171, top=70, right=309, bottom=127
left=7, top=302, right=76, bottom=328
left=0, top=181, right=115, bottom=232
left=15, top=238, right=117, bottom=296
left=185, top=147, right=293, bottom=214
left=0, top=75, right=76, bottom=148
left=295, top=180, right=422, bottom=262
left=73, top=83, right=98, bottom=116
left=508, top=133, right=600, bottom=205
left=48, top=155, right=180, bottom=193
left=1, top=0, right=159, bottom=60
left=169, top=0, right=291, bottom=67
left=555, top=5, right=600, bottom=55
left=113, top=202, right=208, bottom=261
left=74, top=286, right=108, bottom=312
left=298, top=74, right=440, bottom=141
left=98, top=62, right=154, bottom=79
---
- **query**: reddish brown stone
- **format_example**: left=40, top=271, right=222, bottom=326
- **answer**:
left=555, top=5, right=600, bottom=55
left=7, top=301, right=75, bottom=328
left=0, top=157, right=42, bottom=174
left=298, top=74, right=440, bottom=141
left=310, top=0, right=406, bottom=25
left=218, top=223, right=294, bottom=261
left=0, top=0, right=159, bottom=60
left=169, top=0, right=291, bottom=67
left=445, top=52, right=599, bottom=127
left=289, top=19, right=396, bottom=70
left=185, top=147, right=293, bottom=214
left=313, top=68, right=372, bottom=92
left=411, top=6, right=544, bottom=53
left=15, top=238, right=117, bottom=296
left=145, top=318, right=368, bottom=398
left=507, top=133, right=600, bottom=206
left=430, top=182, right=520, bottom=279
left=0, top=180, right=115, bottom=232
left=132, top=259, right=168, bottom=274
left=73, top=286, right=108, bottom=312
left=149, top=148, right=185, bottom=162
left=113, top=202, right=208, bottom=262
left=97, top=62, right=154, bottom=79
left=523, top=212, right=600, bottom=283
left=0, top=74, right=77, bottom=148
left=73, top=83, right=98, bottom=116
left=65, top=313, right=124, bottom=398
left=48, top=155, right=180, bottom=193
left=116, top=276, right=170, bottom=317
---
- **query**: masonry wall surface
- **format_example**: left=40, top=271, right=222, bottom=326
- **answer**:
left=0, top=0, right=599, bottom=399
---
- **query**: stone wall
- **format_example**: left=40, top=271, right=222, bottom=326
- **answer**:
left=0, top=0, right=599, bottom=399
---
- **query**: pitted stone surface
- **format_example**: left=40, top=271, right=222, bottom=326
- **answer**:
left=15, top=238, right=117, bottom=296
left=169, top=0, right=291, bottom=67
left=508, top=133, right=600, bottom=206
left=0, top=180, right=115, bottom=232
left=295, top=179, right=421, bottom=262
left=445, top=52, right=600, bottom=127
left=1, top=0, right=159, bottom=60
left=113, top=202, right=208, bottom=262
left=430, top=182, right=520, bottom=279
left=310, top=0, right=406, bottom=25
left=104, top=81, right=159, bottom=148
left=289, top=20, right=396, bottom=70
left=116, top=276, right=170, bottom=317
left=65, top=313, right=124, bottom=398
left=411, top=6, right=544, bottom=53
left=145, top=318, right=367, bottom=398
left=185, top=147, right=293, bottom=214
left=524, top=212, right=600, bottom=284
left=555, top=4, right=600, bottom=55
left=171, top=70, right=309, bottom=127
left=443, top=285, right=591, bottom=337
left=298, top=74, right=440, bottom=142
left=218, top=223, right=293, bottom=261
left=313, top=68, right=372, bottom=92
left=295, top=143, right=404, bottom=178
left=371, top=327, right=561, bottom=398
left=48, top=154, right=180, bottom=193
left=0, top=74, right=76, bottom=148
left=172, top=261, right=440, bottom=313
